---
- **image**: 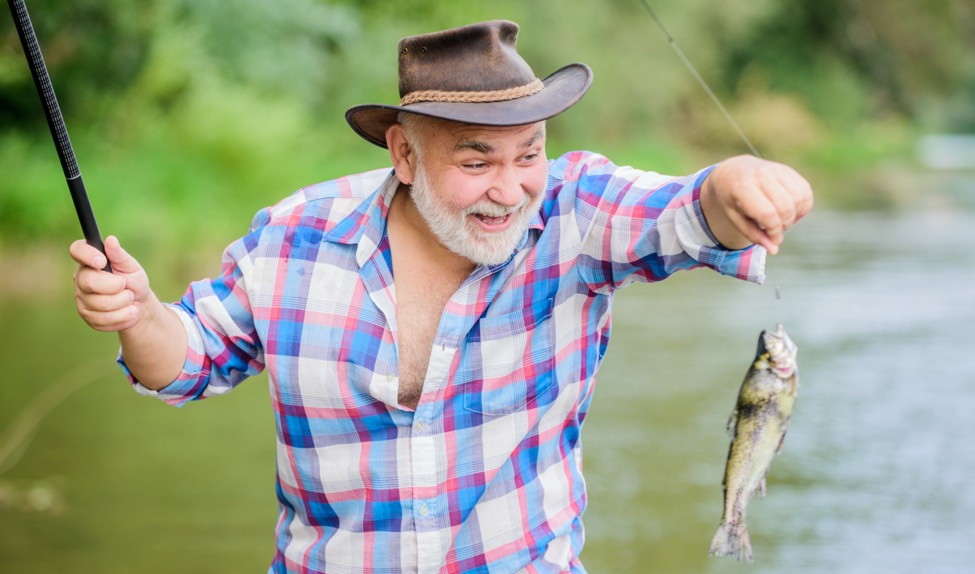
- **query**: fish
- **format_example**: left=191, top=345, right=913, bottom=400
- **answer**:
left=708, top=323, right=799, bottom=562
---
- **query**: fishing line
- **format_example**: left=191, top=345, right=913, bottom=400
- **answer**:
left=636, top=0, right=762, bottom=158
left=636, top=2, right=793, bottom=316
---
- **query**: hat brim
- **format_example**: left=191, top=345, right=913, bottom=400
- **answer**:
left=345, top=63, right=592, bottom=149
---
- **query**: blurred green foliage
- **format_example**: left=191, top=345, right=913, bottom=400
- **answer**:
left=0, top=0, right=973, bottom=255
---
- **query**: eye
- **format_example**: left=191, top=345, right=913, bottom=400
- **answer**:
left=462, top=161, right=488, bottom=170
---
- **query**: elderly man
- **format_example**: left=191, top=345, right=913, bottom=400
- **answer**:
left=70, top=20, right=812, bottom=574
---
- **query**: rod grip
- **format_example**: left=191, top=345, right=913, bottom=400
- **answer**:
left=68, top=176, right=111, bottom=272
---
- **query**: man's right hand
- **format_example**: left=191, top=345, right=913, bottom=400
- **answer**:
left=70, top=235, right=188, bottom=389
left=70, top=235, right=153, bottom=332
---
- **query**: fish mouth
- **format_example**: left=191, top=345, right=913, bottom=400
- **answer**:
left=759, top=324, right=798, bottom=378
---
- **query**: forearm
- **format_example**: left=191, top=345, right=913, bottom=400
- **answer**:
left=119, top=295, right=188, bottom=390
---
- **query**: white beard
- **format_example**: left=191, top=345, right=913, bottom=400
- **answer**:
left=409, top=165, right=543, bottom=266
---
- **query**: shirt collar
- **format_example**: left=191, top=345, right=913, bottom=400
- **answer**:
left=322, top=169, right=399, bottom=248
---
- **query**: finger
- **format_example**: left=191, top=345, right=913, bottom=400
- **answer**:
left=735, top=189, right=785, bottom=249
left=77, top=304, right=139, bottom=332
left=103, top=235, right=143, bottom=275
left=791, top=176, right=815, bottom=222
left=775, top=168, right=814, bottom=224
left=69, top=239, right=108, bottom=271
left=759, top=177, right=797, bottom=237
left=74, top=264, right=126, bottom=295
left=77, top=289, right=136, bottom=313
left=726, top=208, right=779, bottom=255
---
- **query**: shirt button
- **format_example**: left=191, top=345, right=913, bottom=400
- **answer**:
left=418, top=503, right=429, bottom=517
left=414, top=420, right=423, bottom=432
left=385, top=373, right=395, bottom=382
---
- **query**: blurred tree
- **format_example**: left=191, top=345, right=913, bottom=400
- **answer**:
left=0, top=0, right=152, bottom=129
left=170, top=0, right=359, bottom=107
left=716, top=0, right=973, bottom=129
left=0, top=0, right=360, bottom=128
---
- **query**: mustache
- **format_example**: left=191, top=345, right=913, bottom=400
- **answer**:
left=462, top=195, right=532, bottom=218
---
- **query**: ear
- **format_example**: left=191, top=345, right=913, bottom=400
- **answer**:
left=386, top=123, right=416, bottom=185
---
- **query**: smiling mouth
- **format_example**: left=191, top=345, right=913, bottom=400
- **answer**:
left=473, top=213, right=511, bottom=226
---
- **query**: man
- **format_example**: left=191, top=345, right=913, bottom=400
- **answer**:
left=70, top=20, right=812, bottom=574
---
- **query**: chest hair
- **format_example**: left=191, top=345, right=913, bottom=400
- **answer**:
left=394, top=280, right=453, bottom=409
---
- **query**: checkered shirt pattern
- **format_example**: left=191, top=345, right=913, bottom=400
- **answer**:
left=123, top=151, right=765, bottom=573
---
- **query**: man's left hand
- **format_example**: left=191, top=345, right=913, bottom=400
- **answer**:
left=700, top=155, right=814, bottom=255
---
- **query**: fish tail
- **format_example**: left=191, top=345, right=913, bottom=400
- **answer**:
left=708, top=520, right=754, bottom=563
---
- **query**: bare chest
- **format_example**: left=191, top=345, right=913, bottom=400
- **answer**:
left=394, top=274, right=460, bottom=409
left=385, top=187, right=473, bottom=409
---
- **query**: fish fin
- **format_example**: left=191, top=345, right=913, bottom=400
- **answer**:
left=726, top=410, right=739, bottom=438
left=775, top=431, right=788, bottom=455
left=708, top=520, right=754, bottom=563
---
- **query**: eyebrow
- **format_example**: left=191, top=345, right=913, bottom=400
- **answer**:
left=455, top=139, right=494, bottom=154
left=454, top=126, right=546, bottom=154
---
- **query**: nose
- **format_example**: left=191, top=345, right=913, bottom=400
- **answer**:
left=487, top=165, right=527, bottom=207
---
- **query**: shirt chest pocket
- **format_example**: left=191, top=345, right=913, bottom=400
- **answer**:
left=464, top=301, right=557, bottom=416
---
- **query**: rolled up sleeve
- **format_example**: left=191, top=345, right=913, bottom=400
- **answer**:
left=663, top=166, right=767, bottom=284
left=554, top=152, right=766, bottom=291
left=118, top=304, right=212, bottom=407
left=117, top=210, right=269, bottom=407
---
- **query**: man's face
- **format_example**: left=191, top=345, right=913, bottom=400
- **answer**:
left=405, top=119, right=548, bottom=266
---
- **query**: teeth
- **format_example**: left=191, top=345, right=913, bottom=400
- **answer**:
left=476, top=214, right=508, bottom=225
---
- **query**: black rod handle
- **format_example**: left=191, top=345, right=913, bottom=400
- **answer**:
left=68, top=176, right=111, bottom=272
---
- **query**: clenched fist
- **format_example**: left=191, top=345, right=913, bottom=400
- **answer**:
left=70, top=235, right=153, bottom=332
left=701, top=155, right=814, bottom=255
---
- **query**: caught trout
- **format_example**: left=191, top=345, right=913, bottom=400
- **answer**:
left=708, top=324, right=799, bottom=562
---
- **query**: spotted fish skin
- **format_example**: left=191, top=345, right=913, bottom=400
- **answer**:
left=708, top=324, right=799, bottom=562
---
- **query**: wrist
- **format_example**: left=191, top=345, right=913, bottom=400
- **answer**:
left=118, top=295, right=187, bottom=389
left=121, top=291, right=166, bottom=337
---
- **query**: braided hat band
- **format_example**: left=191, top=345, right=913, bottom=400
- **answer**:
left=399, top=79, right=545, bottom=107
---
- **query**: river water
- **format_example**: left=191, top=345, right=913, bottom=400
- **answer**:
left=1, top=176, right=973, bottom=572
left=584, top=175, right=975, bottom=573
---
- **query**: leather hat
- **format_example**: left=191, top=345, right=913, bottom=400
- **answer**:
left=345, top=20, right=592, bottom=148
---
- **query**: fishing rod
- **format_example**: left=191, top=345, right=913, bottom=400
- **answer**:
left=7, top=0, right=111, bottom=272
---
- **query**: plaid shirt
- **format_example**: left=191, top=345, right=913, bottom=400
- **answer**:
left=124, top=151, right=764, bottom=573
